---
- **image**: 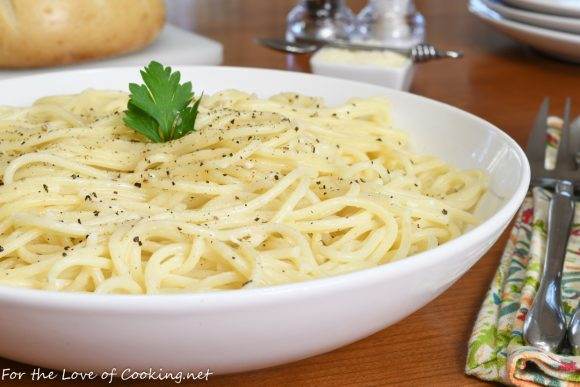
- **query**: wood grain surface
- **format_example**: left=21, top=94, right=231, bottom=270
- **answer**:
left=2, top=0, right=580, bottom=385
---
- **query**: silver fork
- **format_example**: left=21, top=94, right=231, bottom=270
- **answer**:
left=523, top=98, right=575, bottom=353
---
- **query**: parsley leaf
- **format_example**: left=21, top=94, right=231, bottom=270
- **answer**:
left=123, top=61, right=202, bottom=142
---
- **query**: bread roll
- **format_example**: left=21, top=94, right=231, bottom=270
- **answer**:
left=0, top=0, right=165, bottom=68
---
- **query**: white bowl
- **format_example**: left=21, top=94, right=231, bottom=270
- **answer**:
left=310, top=50, right=415, bottom=91
left=0, top=66, right=530, bottom=375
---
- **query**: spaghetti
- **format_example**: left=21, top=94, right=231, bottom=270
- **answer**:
left=0, top=89, right=487, bottom=294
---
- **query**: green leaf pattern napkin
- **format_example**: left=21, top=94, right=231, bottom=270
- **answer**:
left=466, top=125, right=580, bottom=386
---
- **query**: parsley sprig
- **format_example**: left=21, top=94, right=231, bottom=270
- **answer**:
left=123, top=61, right=202, bottom=143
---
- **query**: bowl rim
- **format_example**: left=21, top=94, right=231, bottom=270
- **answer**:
left=0, top=65, right=531, bottom=309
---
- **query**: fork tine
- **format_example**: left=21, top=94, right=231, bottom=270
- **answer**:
left=526, top=97, right=550, bottom=165
left=556, top=98, right=573, bottom=170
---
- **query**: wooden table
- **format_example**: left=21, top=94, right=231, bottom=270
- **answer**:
left=2, top=0, right=580, bottom=386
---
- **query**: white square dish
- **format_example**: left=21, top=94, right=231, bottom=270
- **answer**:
left=310, top=48, right=415, bottom=91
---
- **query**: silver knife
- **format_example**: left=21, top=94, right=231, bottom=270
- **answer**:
left=570, top=307, right=579, bottom=355
left=567, top=116, right=580, bottom=354
left=570, top=116, right=580, bottom=167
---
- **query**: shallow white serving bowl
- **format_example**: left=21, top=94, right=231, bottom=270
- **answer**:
left=0, top=66, right=529, bottom=375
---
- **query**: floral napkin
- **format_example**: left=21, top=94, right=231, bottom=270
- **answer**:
left=465, top=123, right=580, bottom=386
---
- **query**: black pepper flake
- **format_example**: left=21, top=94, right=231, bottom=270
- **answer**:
left=274, top=175, right=279, bottom=181
left=254, top=217, right=260, bottom=221
left=134, top=182, right=142, bottom=188
left=442, top=209, right=448, bottom=215
left=93, top=210, right=100, bottom=217
left=133, top=236, right=142, bottom=246
left=77, top=219, right=81, bottom=224
left=62, top=252, right=67, bottom=257
left=84, top=195, right=92, bottom=201
left=0, top=246, right=3, bottom=253
left=42, top=184, right=48, bottom=193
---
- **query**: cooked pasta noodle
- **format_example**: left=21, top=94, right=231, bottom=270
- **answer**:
left=0, top=89, right=487, bottom=294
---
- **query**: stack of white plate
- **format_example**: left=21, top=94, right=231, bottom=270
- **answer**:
left=469, top=0, right=580, bottom=63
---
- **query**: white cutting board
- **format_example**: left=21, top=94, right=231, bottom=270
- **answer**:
left=0, top=24, right=223, bottom=80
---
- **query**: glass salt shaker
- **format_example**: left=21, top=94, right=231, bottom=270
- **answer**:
left=286, top=0, right=356, bottom=43
left=356, top=0, right=425, bottom=49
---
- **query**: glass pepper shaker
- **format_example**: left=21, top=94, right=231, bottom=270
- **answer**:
left=356, top=0, right=425, bottom=49
left=286, top=0, right=356, bottom=43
